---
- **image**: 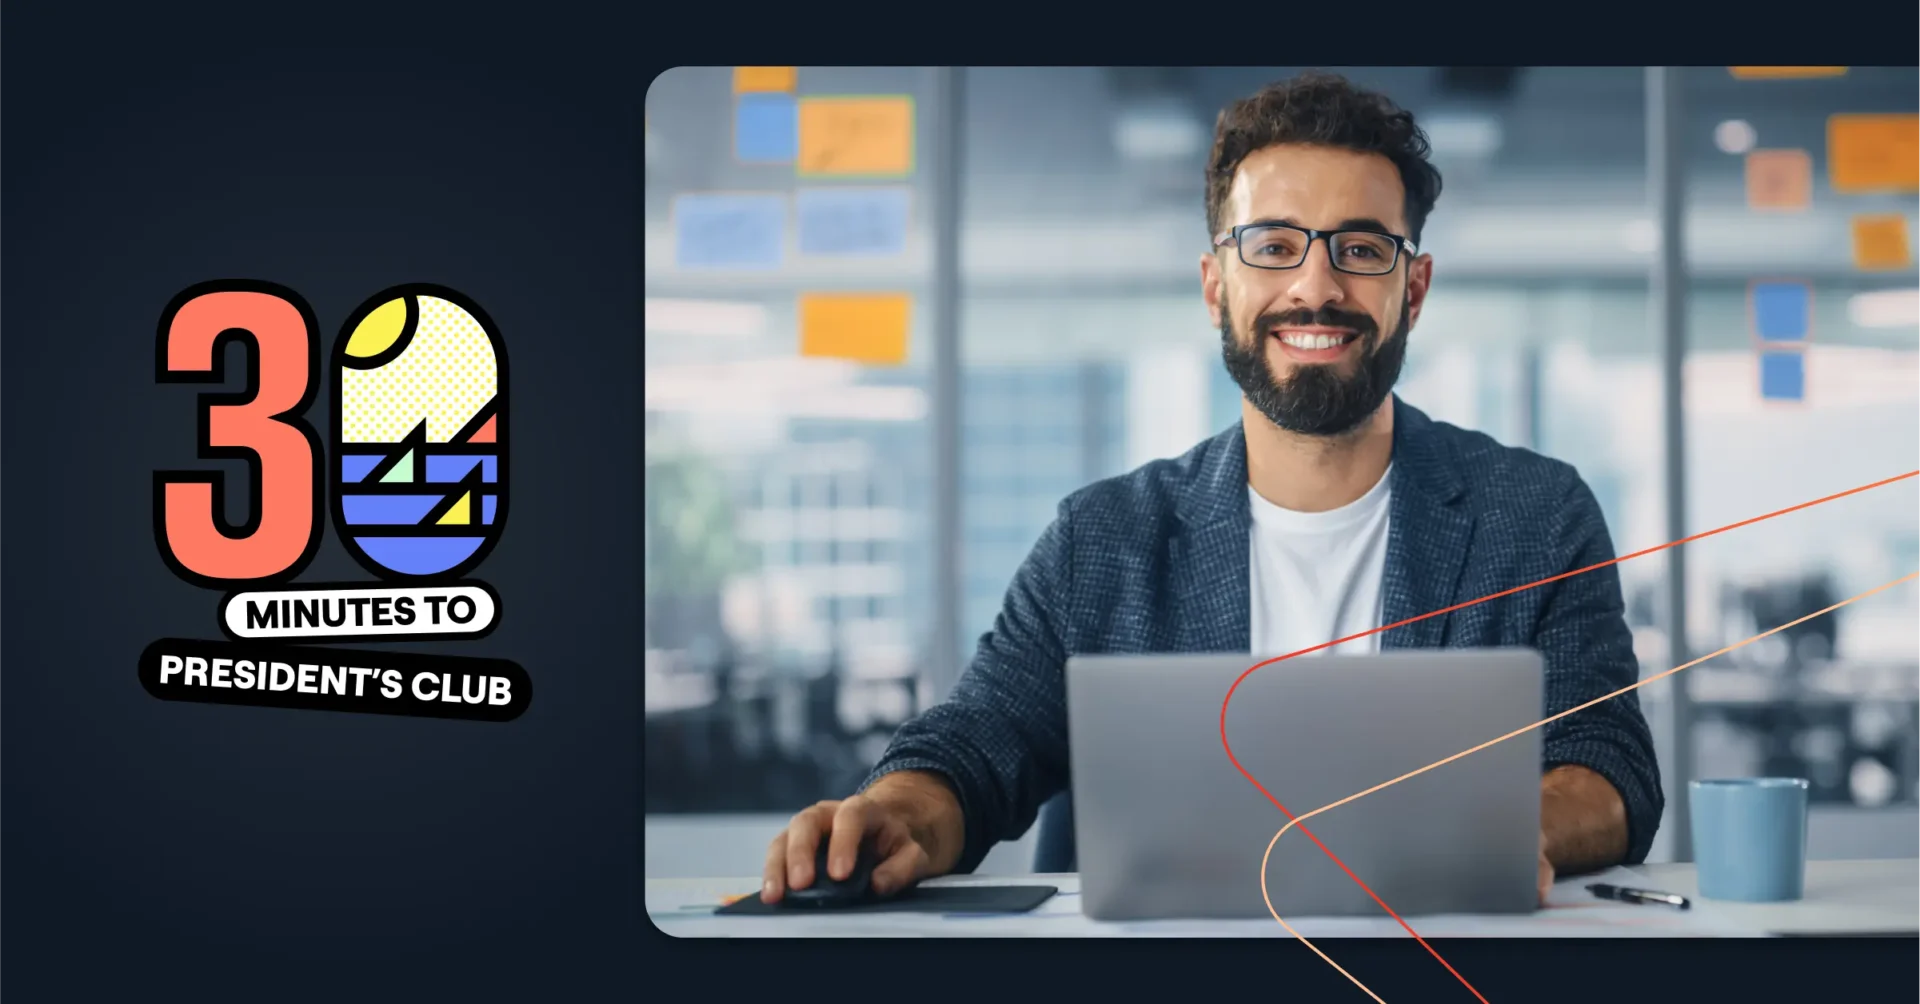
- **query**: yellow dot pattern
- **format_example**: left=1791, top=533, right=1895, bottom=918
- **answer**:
left=341, top=295, right=498, bottom=444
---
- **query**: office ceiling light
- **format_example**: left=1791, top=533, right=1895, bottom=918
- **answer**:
left=646, top=380, right=927, bottom=422
left=1420, top=112, right=1503, bottom=161
left=1848, top=288, right=1920, bottom=329
left=645, top=298, right=766, bottom=338
left=1620, top=219, right=1659, bottom=254
left=1714, top=119, right=1756, bottom=155
left=1113, top=104, right=1205, bottom=161
left=646, top=358, right=926, bottom=420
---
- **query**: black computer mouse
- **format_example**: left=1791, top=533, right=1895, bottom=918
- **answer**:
left=783, top=841, right=878, bottom=907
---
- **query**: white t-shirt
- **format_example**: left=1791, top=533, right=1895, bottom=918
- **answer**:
left=1248, top=466, right=1392, bottom=660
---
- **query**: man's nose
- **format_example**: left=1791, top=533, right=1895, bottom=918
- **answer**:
left=1280, top=242, right=1348, bottom=311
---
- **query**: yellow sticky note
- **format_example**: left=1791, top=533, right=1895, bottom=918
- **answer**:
left=1730, top=66, right=1848, bottom=79
left=798, top=96, right=915, bottom=177
left=733, top=66, right=796, bottom=93
left=1851, top=214, right=1913, bottom=270
left=798, top=293, right=911, bottom=365
left=1828, top=114, right=1920, bottom=194
left=1745, top=149, right=1812, bottom=211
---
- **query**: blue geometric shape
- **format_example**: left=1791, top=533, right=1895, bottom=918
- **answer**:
left=796, top=186, right=910, bottom=256
left=341, top=455, right=383, bottom=483
left=735, top=93, right=798, bottom=163
left=426, top=455, right=497, bottom=483
left=483, top=495, right=497, bottom=525
left=353, top=537, right=487, bottom=577
left=1753, top=282, right=1810, bottom=342
left=341, top=495, right=442, bottom=524
left=673, top=193, right=785, bottom=269
left=1760, top=351, right=1805, bottom=401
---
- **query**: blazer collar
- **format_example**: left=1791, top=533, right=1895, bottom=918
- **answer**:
left=1167, top=422, right=1252, bottom=651
left=1175, top=395, right=1464, bottom=526
left=1384, top=395, right=1465, bottom=508
left=1174, top=420, right=1250, bottom=533
left=1168, top=395, right=1475, bottom=651
left=1380, top=397, right=1474, bottom=648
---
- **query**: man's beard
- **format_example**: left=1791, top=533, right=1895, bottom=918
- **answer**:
left=1219, top=295, right=1409, bottom=438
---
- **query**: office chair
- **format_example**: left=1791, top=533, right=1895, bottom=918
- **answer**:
left=1033, top=790, right=1076, bottom=873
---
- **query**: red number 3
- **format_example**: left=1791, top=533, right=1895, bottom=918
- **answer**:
left=154, top=281, right=324, bottom=585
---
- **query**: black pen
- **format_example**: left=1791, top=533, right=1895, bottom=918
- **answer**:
left=1586, top=883, right=1690, bottom=910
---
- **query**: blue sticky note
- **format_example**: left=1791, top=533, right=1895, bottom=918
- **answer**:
left=673, top=194, right=785, bottom=269
left=796, top=187, right=911, bottom=256
left=735, top=94, right=798, bottom=163
left=1759, top=351, right=1805, bottom=401
left=1752, top=282, right=1810, bottom=342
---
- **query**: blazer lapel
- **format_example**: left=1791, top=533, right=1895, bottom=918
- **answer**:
left=1380, top=397, right=1475, bottom=650
left=1168, top=424, right=1251, bottom=652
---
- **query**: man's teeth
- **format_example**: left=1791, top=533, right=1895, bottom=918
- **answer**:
left=1277, top=332, right=1350, bottom=350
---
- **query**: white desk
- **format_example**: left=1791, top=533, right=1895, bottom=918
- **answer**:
left=647, top=859, right=1918, bottom=938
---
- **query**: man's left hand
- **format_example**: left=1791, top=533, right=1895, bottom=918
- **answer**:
left=1538, top=765, right=1630, bottom=907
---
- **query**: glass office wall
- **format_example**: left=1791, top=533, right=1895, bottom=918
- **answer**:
left=1677, top=67, right=1920, bottom=834
left=644, top=67, right=937, bottom=812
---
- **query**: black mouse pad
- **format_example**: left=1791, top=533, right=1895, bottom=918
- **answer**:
left=713, top=885, right=1058, bottom=916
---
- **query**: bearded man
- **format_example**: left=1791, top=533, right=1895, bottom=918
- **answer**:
left=758, top=72, right=1663, bottom=909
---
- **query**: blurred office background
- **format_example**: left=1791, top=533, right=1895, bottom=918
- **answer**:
left=644, top=67, right=1920, bottom=876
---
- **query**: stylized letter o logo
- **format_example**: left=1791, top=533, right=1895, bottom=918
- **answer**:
left=330, top=284, right=508, bottom=580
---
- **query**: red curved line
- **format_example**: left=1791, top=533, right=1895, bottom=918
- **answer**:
left=1219, top=678, right=1490, bottom=1002
left=1218, top=468, right=1917, bottom=1000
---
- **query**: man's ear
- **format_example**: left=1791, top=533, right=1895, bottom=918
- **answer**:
left=1405, top=253, right=1433, bottom=329
left=1201, top=252, right=1224, bottom=328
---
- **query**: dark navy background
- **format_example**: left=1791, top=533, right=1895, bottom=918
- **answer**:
left=3, top=7, right=640, bottom=998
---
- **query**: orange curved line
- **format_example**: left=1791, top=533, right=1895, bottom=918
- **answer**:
left=1217, top=714, right=1491, bottom=1000
left=1259, top=912, right=1390, bottom=1004
left=1256, top=571, right=1915, bottom=1002
left=1220, top=468, right=1918, bottom=1000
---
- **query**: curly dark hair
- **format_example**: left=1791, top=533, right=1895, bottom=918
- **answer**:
left=1205, top=71, right=1443, bottom=248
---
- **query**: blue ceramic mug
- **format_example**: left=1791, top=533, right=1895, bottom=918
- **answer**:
left=1689, top=778, right=1810, bottom=902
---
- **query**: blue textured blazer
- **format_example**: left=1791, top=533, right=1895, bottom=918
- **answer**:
left=865, top=396, right=1663, bottom=874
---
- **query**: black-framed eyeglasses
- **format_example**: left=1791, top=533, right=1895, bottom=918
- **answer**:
left=1212, top=223, right=1416, bottom=276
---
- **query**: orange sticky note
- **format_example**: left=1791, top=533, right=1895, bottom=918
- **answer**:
left=798, top=293, right=911, bottom=365
left=798, top=96, right=915, bottom=177
left=1745, top=149, right=1812, bottom=210
left=1828, top=114, right=1920, bottom=194
left=1730, top=66, right=1848, bottom=79
left=733, top=66, right=796, bottom=93
left=1851, top=214, right=1913, bottom=270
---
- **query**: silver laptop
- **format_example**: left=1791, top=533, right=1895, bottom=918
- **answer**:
left=1065, top=649, right=1542, bottom=920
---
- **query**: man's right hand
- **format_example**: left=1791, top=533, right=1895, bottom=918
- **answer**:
left=760, top=770, right=963, bottom=904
